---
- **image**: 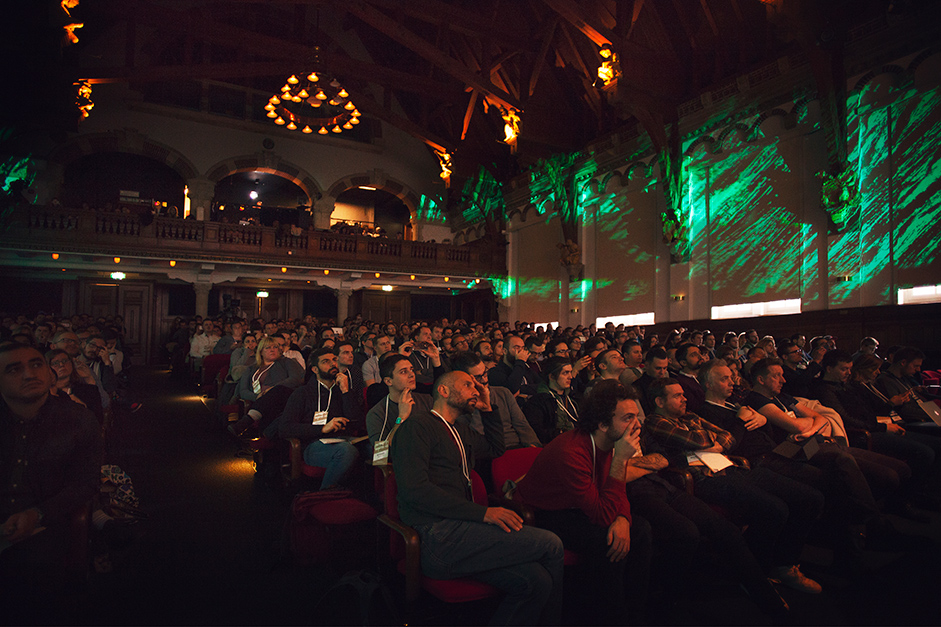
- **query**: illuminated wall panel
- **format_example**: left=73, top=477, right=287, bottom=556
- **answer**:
left=702, top=132, right=802, bottom=308
left=514, top=215, right=562, bottom=324
left=586, top=174, right=659, bottom=318
left=890, top=85, right=941, bottom=288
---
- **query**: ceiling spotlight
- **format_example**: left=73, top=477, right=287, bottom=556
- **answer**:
left=169, top=260, right=176, bottom=267
left=113, top=257, right=121, bottom=263
left=250, top=190, right=259, bottom=200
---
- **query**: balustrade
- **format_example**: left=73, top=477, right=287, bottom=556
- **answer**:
left=6, top=205, right=505, bottom=276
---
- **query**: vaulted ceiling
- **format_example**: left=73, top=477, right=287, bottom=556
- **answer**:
left=6, top=0, right=931, bottom=186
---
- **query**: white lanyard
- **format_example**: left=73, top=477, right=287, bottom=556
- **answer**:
left=317, top=382, right=335, bottom=414
left=552, top=391, right=578, bottom=423
left=379, top=395, right=394, bottom=440
left=432, top=410, right=471, bottom=492
left=251, top=362, right=274, bottom=388
left=705, top=400, right=737, bottom=411
left=589, top=433, right=597, bottom=484
left=864, top=382, right=892, bottom=404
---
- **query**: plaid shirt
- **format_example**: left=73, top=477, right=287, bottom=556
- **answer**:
left=643, top=411, right=736, bottom=479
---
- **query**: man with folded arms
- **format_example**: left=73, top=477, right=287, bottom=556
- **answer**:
left=644, top=378, right=824, bottom=594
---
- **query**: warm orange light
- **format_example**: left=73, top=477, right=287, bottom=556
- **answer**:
left=286, top=121, right=297, bottom=130
left=267, top=111, right=278, bottom=118
left=375, top=272, right=380, bottom=278
left=287, top=75, right=299, bottom=84
left=410, top=275, right=415, bottom=280
left=113, top=257, right=121, bottom=263
left=298, top=89, right=309, bottom=99
left=338, top=88, right=349, bottom=98
left=344, top=101, right=355, bottom=110
left=52, top=253, right=59, bottom=260
left=444, top=277, right=449, bottom=282
left=275, top=117, right=285, bottom=125
left=307, top=72, right=319, bottom=82
left=302, top=126, right=312, bottom=134
left=331, top=126, right=342, bottom=133
left=324, top=269, right=329, bottom=275
left=169, top=260, right=176, bottom=267
left=318, top=127, right=328, bottom=134
left=281, top=267, right=287, bottom=273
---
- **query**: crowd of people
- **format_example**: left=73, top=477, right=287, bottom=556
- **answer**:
left=3, top=310, right=940, bottom=624
left=166, top=313, right=941, bottom=624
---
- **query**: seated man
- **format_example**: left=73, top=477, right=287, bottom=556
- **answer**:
left=746, top=357, right=911, bottom=504
left=516, top=381, right=653, bottom=625
left=390, top=371, right=564, bottom=626
left=265, top=348, right=364, bottom=490
left=213, top=320, right=245, bottom=355
left=489, top=334, right=539, bottom=401
left=620, top=340, right=645, bottom=387
left=523, top=357, right=579, bottom=446
left=0, top=344, right=101, bottom=622
left=810, top=350, right=939, bottom=518
left=632, top=347, right=670, bottom=415
left=365, top=354, right=432, bottom=447
left=451, top=351, right=541, bottom=450
left=875, top=347, right=941, bottom=430
left=673, top=343, right=706, bottom=413
left=407, top=326, right=446, bottom=395
left=644, top=378, right=823, bottom=593
left=189, top=319, right=220, bottom=372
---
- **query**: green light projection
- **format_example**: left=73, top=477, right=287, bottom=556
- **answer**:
left=700, top=133, right=803, bottom=302
left=416, top=194, right=446, bottom=224
left=460, top=167, right=505, bottom=226
left=889, top=86, right=941, bottom=273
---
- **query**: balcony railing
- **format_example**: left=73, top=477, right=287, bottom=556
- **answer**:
left=3, top=206, right=506, bottom=277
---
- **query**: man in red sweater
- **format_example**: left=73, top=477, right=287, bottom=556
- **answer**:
left=516, top=380, right=652, bottom=625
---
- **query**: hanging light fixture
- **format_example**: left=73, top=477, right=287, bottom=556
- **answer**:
left=268, top=46, right=359, bottom=136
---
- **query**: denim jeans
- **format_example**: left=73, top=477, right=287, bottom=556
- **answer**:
left=413, top=519, right=564, bottom=626
left=303, top=440, right=359, bottom=489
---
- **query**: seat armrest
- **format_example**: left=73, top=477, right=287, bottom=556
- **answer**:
left=287, top=438, right=304, bottom=480
left=378, top=514, right=422, bottom=602
left=659, top=466, right=695, bottom=495
left=729, top=455, right=751, bottom=470
left=846, top=428, right=873, bottom=451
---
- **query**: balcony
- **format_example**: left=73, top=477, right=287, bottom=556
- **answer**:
left=1, top=206, right=507, bottom=278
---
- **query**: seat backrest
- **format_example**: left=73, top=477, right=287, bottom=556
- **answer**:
left=490, top=447, right=543, bottom=494
left=202, top=354, right=231, bottom=387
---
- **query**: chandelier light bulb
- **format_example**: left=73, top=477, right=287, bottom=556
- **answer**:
left=344, top=101, right=355, bottom=110
left=275, top=116, right=285, bottom=125
left=286, top=121, right=297, bottom=130
left=338, top=88, right=349, bottom=98
left=343, top=122, right=353, bottom=129
left=332, top=125, right=342, bottom=133
left=267, top=110, right=278, bottom=118
left=316, top=90, right=327, bottom=100
left=281, top=84, right=291, bottom=92
left=350, top=117, right=360, bottom=124
left=287, top=75, right=299, bottom=84
left=310, top=99, right=321, bottom=107
left=270, top=95, right=280, bottom=104
left=318, top=126, right=328, bottom=134
left=307, top=72, right=318, bottom=82
left=298, top=89, right=309, bottom=98
left=302, top=125, right=312, bottom=133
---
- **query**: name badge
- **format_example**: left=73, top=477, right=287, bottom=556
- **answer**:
left=252, top=379, right=261, bottom=395
left=372, top=439, right=390, bottom=465
left=312, top=411, right=328, bottom=426
left=785, top=410, right=797, bottom=421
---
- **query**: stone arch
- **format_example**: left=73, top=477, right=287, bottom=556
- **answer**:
left=205, top=153, right=322, bottom=204
left=684, top=134, right=719, bottom=158
left=326, top=171, right=422, bottom=224
left=852, top=64, right=908, bottom=94
left=49, top=129, right=200, bottom=182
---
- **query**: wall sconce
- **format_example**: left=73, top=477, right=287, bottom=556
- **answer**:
left=672, top=294, right=686, bottom=301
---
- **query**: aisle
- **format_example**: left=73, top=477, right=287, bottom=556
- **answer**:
left=81, top=367, right=335, bottom=625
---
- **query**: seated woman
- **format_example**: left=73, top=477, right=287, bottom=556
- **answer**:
left=46, top=348, right=104, bottom=424
left=229, top=337, right=304, bottom=437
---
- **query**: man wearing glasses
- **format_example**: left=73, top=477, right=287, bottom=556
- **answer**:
left=776, top=340, right=810, bottom=398
left=451, top=352, right=540, bottom=450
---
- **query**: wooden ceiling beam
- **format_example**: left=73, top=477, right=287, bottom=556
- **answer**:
left=352, top=88, right=455, bottom=153
left=526, top=17, right=558, bottom=97
left=345, top=2, right=523, bottom=111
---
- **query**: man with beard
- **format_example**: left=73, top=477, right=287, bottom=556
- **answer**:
left=391, top=370, right=564, bottom=626
left=473, top=338, right=496, bottom=369
left=673, top=343, right=706, bottom=413
left=265, top=348, right=363, bottom=490
left=516, top=380, right=653, bottom=625
left=0, top=344, right=100, bottom=622
left=451, top=352, right=540, bottom=450
left=489, top=334, right=538, bottom=400
left=408, top=326, right=446, bottom=394
left=365, top=354, right=432, bottom=446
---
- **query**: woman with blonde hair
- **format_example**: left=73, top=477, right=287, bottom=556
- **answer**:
left=229, top=336, right=304, bottom=437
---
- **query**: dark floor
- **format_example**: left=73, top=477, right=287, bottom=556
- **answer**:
left=72, top=366, right=941, bottom=626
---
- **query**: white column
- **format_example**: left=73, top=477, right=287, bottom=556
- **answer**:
left=336, top=288, right=352, bottom=323
left=313, top=197, right=336, bottom=230
left=186, top=177, right=216, bottom=221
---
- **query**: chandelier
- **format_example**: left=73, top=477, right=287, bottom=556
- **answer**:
left=265, top=46, right=361, bottom=135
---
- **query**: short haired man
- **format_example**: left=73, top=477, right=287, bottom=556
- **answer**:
left=488, top=334, right=539, bottom=400
left=0, top=344, right=100, bottom=621
left=594, top=348, right=626, bottom=382
left=673, top=344, right=706, bottom=413
left=213, top=321, right=244, bottom=355
left=776, top=341, right=809, bottom=397
left=646, top=377, right=823, bottom=593
left=390, top=371, right=564, bottom=625
left=620, top=341, right=644, bottom=386
left=875, top=347, right=939, bottom=427
left=362, top=334, right=395, bottom=388
left=336, top=340, right=366, bottom=415
left=516, top=380, right=653, bottom=624
left=632, top=348, right=669, bottom=415
left=451, top=351, right=540, bottom=450
left=522, top=357, right=579, bottom=446
left=365, top=354, right=432, bottom=446
left=264, top=348, right=364, bottom=490
left=407, top=326, right=445, bottom=395
left=746, top=358, right=911, bottom=509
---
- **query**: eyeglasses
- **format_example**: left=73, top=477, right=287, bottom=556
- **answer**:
left=472, top=372, right=489, bottom=383
left=50, top=359, right=71, bottom=367
left=785, top=349, right=800, bottom=355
